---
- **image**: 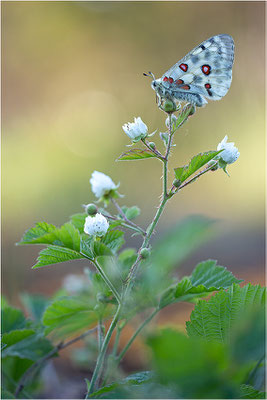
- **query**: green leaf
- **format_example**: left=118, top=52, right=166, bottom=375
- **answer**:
left=89, top=371, right=153, bottom=398
left=147, top=328, right=239, bottom=399
left=174, top=150, right=221, bottom=183
left=174, top=103, right=195, bottom=130
left=186, top=283, right=266, bottom=343
left=32, top=245, right=83, bottom=268
left=117, top=149, right=157, bottom=161
left=239, top=384, right=266, bottom=399
left=17, top=222, right=57, bottom=245
left=20, top=293, right=49, bottom=322
left=80, top=237, right=94, bottom=260
left=43, top=296, right=98, bottom=338
left=69, top=213, right=87, bottom=233
left=93, top=242, right=113, bottom=257
left=121, top=206, right=140, bottom=220
left=101, top=230, right=125, bottom=253
left=2, top=330, right=53, bottom=361
left=1, top=306, right=26, bottom=334
left=18, top=222, right=81, bottom=251
left=159, top=260, right=242, bottom=308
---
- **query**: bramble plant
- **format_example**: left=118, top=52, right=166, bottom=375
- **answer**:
left=2, top=92, right=265, bottom=400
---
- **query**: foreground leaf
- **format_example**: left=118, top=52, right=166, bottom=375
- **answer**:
left=186, top=283, right=265, bottom=343
left=239, top=384, right=266, bottom=399
left=43, top=296, right=99, bottom=338
left=117, top=149, right=157, bottom=161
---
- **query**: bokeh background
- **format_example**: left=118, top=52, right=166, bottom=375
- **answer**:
left=1, top=1, right=265, bottom=392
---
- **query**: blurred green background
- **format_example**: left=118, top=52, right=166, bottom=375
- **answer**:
left=2, top=1, right=265, bottom=301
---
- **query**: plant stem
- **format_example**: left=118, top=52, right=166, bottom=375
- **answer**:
left=86, top=304, right=122, bottom=397
left=111, top=198, right=146, bottom=236
left=86, top=112, right=174, bottom=398
left=116, top=308, right=159, bottom=363
left=142, top=138, right=165, bottom=160
left=15, top=326, right=98, bottom=397
left=81, top=254, right=121, bottom=304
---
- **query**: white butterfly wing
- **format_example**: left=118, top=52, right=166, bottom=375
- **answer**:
left=162, top=34, right=234, bottom=102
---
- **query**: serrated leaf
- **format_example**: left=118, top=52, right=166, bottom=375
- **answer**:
left=93, top=242, right=113, bottom=257
left=18, top=222, right=81, bottom=251
left=117, top=149, right=157, bottom=161
left=101, top=230, right=125, bottom=253
left=20, top=293, right=49, bottom=322
left=174, top=150, right=221, bottom=183
left=159, top=260, right=242, bottom=308
left=239, top=384, right=266, bottom=399
left=32, top=245, right=83, bottom=268
left=121, top=206, right=140, bottom=220
left=1, top=306, right=26, bottom=334
left=18, top=222, right=57, bottom=245
left=186, top=283, right=266, bottom=343
left=69, top=213, right=87, bottom=233
left=43, top=296, right=98, bottom=338
left=80, top=237, right=94, bottom=260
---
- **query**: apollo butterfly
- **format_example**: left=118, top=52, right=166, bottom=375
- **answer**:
left=145, top=34, right=234, bottom=107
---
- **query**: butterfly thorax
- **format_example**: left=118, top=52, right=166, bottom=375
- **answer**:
left=151, top=78, right=207, bottom=107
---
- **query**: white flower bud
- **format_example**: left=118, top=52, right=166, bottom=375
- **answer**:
left=122, top=117, right=148, bottom=142
left=217, top=135, right=240, bottom=164
left=90, top=171, right=117, bottom=199
left=63, top=274, right=87, bottom=294
left=84, top=213, right=109, bottom=237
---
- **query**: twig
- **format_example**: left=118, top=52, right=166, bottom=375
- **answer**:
left=15, top=326, right=98, bottom=397
left=111, top=198, right=147, bottom=236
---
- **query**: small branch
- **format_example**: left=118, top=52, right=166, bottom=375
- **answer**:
left=15, top=326, right=98, bottom=397
left=171, top=161, right=218, bottom=195
left=86, top=304, right=122, bottom=397
left=116, top=308, right=159, bottom=363
left=111, top=198, right=147, bottom=236
left=94, top=258, right=122, bottom=305
left=141, top=138, right=165, bottom=160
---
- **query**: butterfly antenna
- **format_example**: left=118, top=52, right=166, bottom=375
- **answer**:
left=143, top=71, right=155, bottom=80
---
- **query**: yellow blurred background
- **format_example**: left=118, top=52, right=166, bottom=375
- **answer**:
left=2, top=1, right=265, bottom=301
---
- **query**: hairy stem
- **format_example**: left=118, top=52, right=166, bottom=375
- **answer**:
left=116, top=308, right=159, bottom=363
left=81, top=254, right=121, bottom=304
left=111, top=198, right=146, bottom=236
left=86, top=304, right=122, bottom=397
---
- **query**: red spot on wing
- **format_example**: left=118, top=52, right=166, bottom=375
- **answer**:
left=180, top=85, right=190, bottom=90
left=179, top=63, right=188, bottom=72
left=163, top=76, right=168, bottom=82
left=202, top=65, right=211, bottom=75
left=205, top=83, right=211, bottom=89
left=175, top=79, right=184, bottom=85
left=168, top=77, right=174, bottom=83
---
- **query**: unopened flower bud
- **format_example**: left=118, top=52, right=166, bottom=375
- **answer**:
left=85, top=203, right=98, bottom=215
left=140, top=248, right=150, bottom=259
left=148, top=142, right=156, bottom=150
left=162, top=99, right=177, bottom=113
left=173, top=179, right=181, bottom=188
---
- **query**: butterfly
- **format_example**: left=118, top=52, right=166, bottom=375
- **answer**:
left=145, top=34, right=234, bottom=107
